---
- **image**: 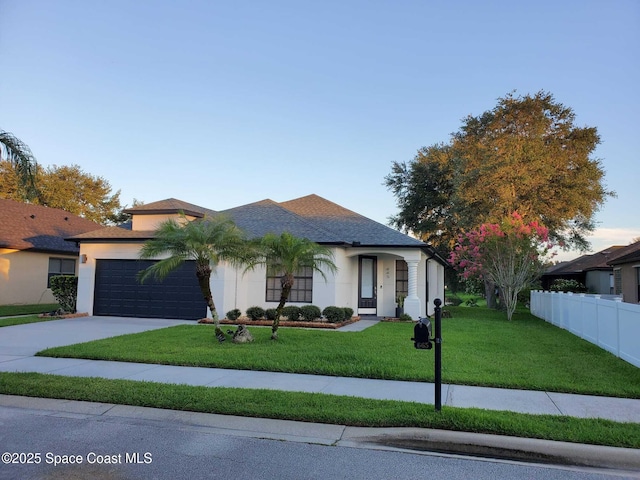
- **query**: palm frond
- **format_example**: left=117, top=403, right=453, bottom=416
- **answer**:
left=137, top=255, right=188, bottom=283
left=0, top=130, right=39, bottom=201
left=244, top=232, right=338, bottom=282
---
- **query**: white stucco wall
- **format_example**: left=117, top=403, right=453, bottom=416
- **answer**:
left=76, top=243, right=144, bottom=314
left=131, top=214, right=197, bottom=231
left=214, top=247, right=356, bottom=317
left=76, top=240, right=447, bottom=320
left=426, top=258, right=446, bottom=316
left=0, top=249, right=73, bottom=305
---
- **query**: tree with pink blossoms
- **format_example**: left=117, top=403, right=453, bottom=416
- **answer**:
left=449, top=212, right=553, bottom=320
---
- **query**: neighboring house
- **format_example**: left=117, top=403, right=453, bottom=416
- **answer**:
left=541, top=245, right=627, bottom=294
left=0, top=199, right=101, bottom=305
left=608, top=241, right=640, bottom=304
left=71, top=195, right=448, bottom=321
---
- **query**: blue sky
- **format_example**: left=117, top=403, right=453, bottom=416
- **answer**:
left=1, top=0, right=638, bottom=260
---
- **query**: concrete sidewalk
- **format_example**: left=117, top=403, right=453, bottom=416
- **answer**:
left=1, top=355, right=639, bottom=423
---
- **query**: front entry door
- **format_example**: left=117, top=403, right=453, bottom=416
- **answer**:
left=358, top=255, right=377, bottom=314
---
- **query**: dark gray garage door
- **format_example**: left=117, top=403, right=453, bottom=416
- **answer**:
left=94, top=260, right=207, bottom=320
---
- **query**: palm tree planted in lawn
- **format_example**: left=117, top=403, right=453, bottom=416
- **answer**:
left=245, top=232, right=338, bottom=340
left=0, top=129, right=39, bottom=201
left=137, top=214, right=251, bottom=341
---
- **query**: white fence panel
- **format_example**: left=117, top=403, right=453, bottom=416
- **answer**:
left=596, top=299, right=619, bottom=356
left=530, top=291, right=640, bottom=368
left=619, top=302, right=640, bottom=367
left=581, top=295, right=599, bottom=344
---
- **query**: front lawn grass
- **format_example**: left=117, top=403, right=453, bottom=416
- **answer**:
left=1, top=372, right=638, bottom=449
left=0, top=303, right=59, bottom=317
left=0, top=315, right=60, bottom=328
left=38, top=307, right=640, bottom=398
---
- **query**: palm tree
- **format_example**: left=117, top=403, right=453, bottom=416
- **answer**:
left=245, top=232, right=338, bottom=340
left=0, top=129, right=39, bottom=201
left=137, top=214, right=251, bottom=341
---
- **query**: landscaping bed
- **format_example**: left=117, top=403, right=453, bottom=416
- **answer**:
left=38, top=312, right=89, bottom=319
left=201, top=316, right=360, bottom=329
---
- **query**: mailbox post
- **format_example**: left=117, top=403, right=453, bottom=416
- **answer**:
left=433, top=298, right=442, bottom=411
left=411, top=298, right=443, bottom=411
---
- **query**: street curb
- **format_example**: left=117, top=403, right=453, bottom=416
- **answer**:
left=340, top=427, right=640, bottom=471
left=2, top=395, right=639, bottom=472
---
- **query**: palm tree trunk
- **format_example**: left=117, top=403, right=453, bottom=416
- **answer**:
left=196, top=262, right=224, bottom=340
left=272, top=274, right=294, bottom=340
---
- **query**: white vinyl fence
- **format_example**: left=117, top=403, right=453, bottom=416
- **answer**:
left=530, top=291, right=640, bottom=368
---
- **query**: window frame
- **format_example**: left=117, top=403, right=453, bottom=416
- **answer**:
left=395, top=260, right=408, bottom=299
left=265, top=266, right=314, bottom=303
left=48, top=257, right=77, bottom=288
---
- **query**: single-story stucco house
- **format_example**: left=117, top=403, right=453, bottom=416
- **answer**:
left=540, top=245, right=626, bottom=294
left=69, top=195, right=448, bottom=320
left=608, top=240, right=640, bottom=304
left=0, top=199, right=101, bottom=305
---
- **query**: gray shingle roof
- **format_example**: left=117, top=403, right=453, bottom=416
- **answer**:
left=607, top=241, right=640, bottom=266
left=70, top=194, right=434, bottom=253
left=123, top=198, right=216, bottom=218
left=279, top=194, right=425, bottom=246
left=219, top=199, right=338, bottom=242
left=0, top=199, right=101, bottom=254
left=544, top=246, right=626, bottom=274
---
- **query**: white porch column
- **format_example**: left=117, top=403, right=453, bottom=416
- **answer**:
left=404, top=259, right=421, bottom=319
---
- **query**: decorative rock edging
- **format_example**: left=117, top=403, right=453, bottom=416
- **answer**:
left=198, top=316, right=360, bottom=329
left=38, top=312, right=89, bottom=319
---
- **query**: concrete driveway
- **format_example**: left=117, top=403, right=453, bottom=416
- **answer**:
left=0, top=316, right=192, bottom=357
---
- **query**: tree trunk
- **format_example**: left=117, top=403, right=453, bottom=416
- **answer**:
left=485, top=278, right=497, bottom=309
left=272, top=274, right=294, bottom=340
left=196, top=262, right=224, bottom=341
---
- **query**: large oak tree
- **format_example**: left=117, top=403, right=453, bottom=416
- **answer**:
left=385, top=91, right=613, bottom=253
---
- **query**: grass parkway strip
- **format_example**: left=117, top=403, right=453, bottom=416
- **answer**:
left=1, top=372, right=639, bottom=449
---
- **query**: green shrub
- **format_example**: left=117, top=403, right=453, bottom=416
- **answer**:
left=49, top=275, right=78, bottom=313
left=299, top=305, right=321, bottom=321
left=447, top=296, right=463, bottom=306
left=265, top=308, right=278, bottom=321
left=245, top=306, right=265, bottom=320
left=549, top=279, right=588, bottom=293
left=225, top=309, right=242, bottom=321
left=464, top=297, right=479, bottom=307
left=281, top=306, right=301, bottom=321
left=322, top=306, right=345, bottom=323
left=342, top=307, right=354, bottom=319
left=399, top=313, right=413, bottom=321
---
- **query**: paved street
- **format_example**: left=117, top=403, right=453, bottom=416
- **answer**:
left=0, top=402, right=634, bottom=480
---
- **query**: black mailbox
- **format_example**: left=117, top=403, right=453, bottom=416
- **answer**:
left=412, top=317, right=432, bottom=349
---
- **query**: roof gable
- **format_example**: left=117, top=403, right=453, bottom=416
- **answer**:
left=279, top=194, right=425, bottom=246
left=0, top=199, right=101, bottom=254
left=123, top=198, right=216, bottom=217
left=608, top=241, right=640, bottom=266
left=219, top=199, right=337, bottom=242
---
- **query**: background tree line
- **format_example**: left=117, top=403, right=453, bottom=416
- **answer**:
left=1, top=129, right=128, bottom=225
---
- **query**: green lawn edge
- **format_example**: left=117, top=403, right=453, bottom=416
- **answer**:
left=1, top=372, right=638, bottom=449
left=0, top=315, right=61, bottom=328
left=0, top=304, right=59, bottom=317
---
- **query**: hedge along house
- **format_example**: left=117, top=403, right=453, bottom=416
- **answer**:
left=0, top=199, right=101, bottom=306
left=70, top=195, right=448, bottom=321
